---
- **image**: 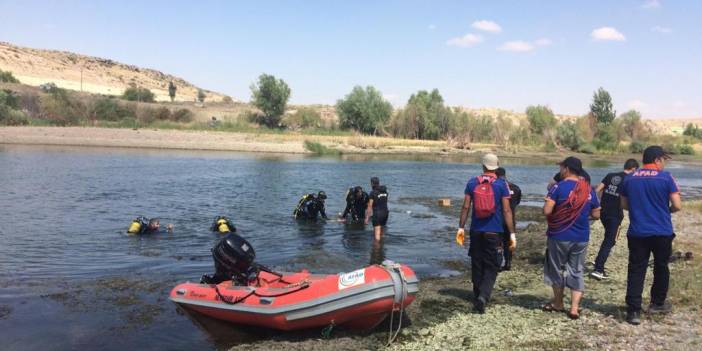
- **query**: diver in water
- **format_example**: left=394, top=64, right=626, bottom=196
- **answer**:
left=210, top=216, right=236, bottom=234
left=293, top=191, right=329, bottom=221
left=365, top=177, right=389, bottom=241
left=339, top=186, right=369, bottom=223
left=127, top=217, right=173, bottom=235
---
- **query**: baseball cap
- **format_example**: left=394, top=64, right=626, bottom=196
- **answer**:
left=558, top=156, right=584, bottom=176
left=642, top=145, right=671, bottom=164
left=482, top=153, right=499, bottom=171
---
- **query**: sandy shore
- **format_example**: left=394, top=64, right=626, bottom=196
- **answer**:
left=0, top=126, right=311, bottom=154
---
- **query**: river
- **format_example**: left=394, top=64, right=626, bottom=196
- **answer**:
left=1, top=145, right=700, bottom=350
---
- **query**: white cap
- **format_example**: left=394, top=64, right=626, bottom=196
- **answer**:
left=482, top=153, right=499, bottom=170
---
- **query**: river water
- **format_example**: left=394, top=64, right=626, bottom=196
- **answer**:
left=1, top=145, right=700, bottom=350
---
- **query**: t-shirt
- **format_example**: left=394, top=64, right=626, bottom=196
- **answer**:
left=465, top=175, right=511, bottom=233
left=621, top=165, right=679, bottom=237
left=370, top=186, right=388, bottom=213
left=546, top=179, right=600, bottom=242
left=599, top=171, right=628, bottom=219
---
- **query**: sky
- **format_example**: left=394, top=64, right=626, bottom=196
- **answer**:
left=1, top=0, right=701, bottom=118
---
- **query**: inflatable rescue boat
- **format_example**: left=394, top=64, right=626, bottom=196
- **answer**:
left=170, top=262, right=418, bottom=331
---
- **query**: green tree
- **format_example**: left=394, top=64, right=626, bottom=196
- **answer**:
left=0, top=69, right=20, bottom=83
left=122, top=85, right=155, bottom=103
left=618, top=110, right=643, bottom=140
left=556, top=120, right=583, bottom=151
left=525, top=105, right=557, bottom=136
left=590, top=87, right=616, bottom=125
left=683, top=123, right=702, bottom=139
left=250, top=74, right=291, bottom=128
left=336, top=85, right=392, bottom=135
left=168, top=81, right=177, bottom=102
left=197, top=89, right=206, bottom=103
left=392, top=89, right=451, bottom=139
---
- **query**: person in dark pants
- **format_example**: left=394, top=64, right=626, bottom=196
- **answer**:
left=365, top=177, right=388, bottom=241
left=590, top=159, right=639, bottom=280
left=620, top=146, right=682, bottom=325
left=457, top=153, right=515, bottom=314
left=495, top=167, right=521, bottom=271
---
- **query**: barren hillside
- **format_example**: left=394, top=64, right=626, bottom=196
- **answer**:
left=0, top=41, right=230, bottom=102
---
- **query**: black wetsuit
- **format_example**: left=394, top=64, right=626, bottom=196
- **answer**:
left=501, top=181, right=522, bottom=270
left=369, top=186, right=389, bottom=226
left=295, top=196, right=328, bottom=220
left=342, top=189, right=369, bottom=222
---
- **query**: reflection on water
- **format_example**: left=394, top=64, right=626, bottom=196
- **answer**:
left=1, top=144, right=701, bottom=350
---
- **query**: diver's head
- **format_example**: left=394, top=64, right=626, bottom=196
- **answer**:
left=148, top=218, right=160, bottom=231
left=354, top=186, right=363, bottom=198
left=317, top=191, right=327, bottom=200
left=370, top=177, right=380, bottom=189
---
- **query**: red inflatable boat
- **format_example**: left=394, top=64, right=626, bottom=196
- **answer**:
left=169, top=262, right=418, bottom=331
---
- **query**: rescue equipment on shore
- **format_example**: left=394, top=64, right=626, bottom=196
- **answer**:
left=170, top=261, right=418, bottom=331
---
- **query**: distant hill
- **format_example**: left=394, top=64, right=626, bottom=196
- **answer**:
left=0, top=41, right=230, bottom=102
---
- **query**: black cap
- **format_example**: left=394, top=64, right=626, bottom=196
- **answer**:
left=558, top=156, right=584, bottom=176
left=642, top=145, right=671, bottom=164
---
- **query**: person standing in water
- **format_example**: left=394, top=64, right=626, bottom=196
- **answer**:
left=365, top=177, right=388, bottom=241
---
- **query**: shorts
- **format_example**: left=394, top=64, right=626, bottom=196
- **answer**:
left=544, top=238, right=588, bottom=291
left=371, top=210, right=388, bottom=227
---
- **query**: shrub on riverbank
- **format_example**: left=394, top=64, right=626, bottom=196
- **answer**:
left=303, top=140, right=341, bottom=156
left=0, top=69, right=20, bottom=83
left=122, top=86, right=155, bottom=102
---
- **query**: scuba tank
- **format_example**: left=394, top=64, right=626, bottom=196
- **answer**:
left=210, top=216, right=236, bottom=234
left=293, top=194, right=313, bottom=218
left=127, top=216, right=148, bottom=234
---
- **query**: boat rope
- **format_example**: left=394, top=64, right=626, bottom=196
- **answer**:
left=321, top=320, right=335, bottom=339
left=213, top=279, right=311, bottom=304
left=214, top=285, right=256, bottom=305
left=547, top=178, right=590, bottom=235
left=382, top=262, right=408, bottom=346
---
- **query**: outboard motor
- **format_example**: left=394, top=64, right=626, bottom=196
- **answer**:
left=201, top=233, right=256, bottom=285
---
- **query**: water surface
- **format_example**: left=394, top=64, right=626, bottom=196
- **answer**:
left=1, top=145, right=700, bottom=350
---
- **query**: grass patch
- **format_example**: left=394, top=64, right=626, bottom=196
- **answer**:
left=303, top=140, right=341, bottom=156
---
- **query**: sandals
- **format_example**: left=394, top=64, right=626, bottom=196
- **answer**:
left=542, top=303, right=565, bottom=312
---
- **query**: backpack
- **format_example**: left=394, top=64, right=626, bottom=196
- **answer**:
left=473, top=176, right=496, bottom=219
